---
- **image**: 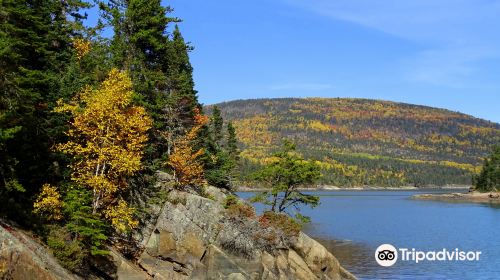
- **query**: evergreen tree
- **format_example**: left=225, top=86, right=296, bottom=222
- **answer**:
left=62, top=187, right=108, bottom=256
left=474, top=146, right=500, bottom=192
left=162, top=25, right=200, bottom=158
left=226, top=121, right=239, bottom=162
left=102, top=1, right=198, bottom=169
left=166, top=25, right=198, bottom=125
left=199, top=108, right=239, bottom=190
left=211, top=106, right=224, bottom=146
left=0, top=0, right=88, bottom=222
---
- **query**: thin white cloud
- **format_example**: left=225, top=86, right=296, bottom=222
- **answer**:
left=285, top=0, right=500, bottom=42
left=406, top=45, right=497, bottom=88
left=269, top=83, right=333, bottom=91
left=284, top=0, right=500, bottom=88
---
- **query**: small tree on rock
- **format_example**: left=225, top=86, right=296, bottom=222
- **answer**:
left=251, top=140, right=321, bottom=222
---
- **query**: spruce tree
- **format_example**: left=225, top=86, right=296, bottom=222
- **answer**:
left=226, top=121, right=239, bottom=162
left=166, top=25, right=198, bottom=122
left=103, top=1, right=201, bottom=169
left=474, top=146, right=500, bottom=192
left=210, top=106, right=224, bottom=146
left=0, top=0, right=87, bottom=222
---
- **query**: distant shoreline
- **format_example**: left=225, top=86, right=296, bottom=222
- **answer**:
left=413, top=191, right=500, bottom=204
left=236, top=185, right=470, bottom=192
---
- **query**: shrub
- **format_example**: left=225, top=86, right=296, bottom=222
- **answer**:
left=226, top=202, right=255, bottom=219
left=223, top=194, right=238, bottom=209
left=259, top=211, right=301, bottom=237
left=46, top=226, right=86, bottom=272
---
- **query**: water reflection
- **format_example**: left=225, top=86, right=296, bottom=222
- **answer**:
left=311, top=237, right=378, bottom=277
left=238, top=190, right=500, bottom=280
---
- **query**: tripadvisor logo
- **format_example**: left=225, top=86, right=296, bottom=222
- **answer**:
left=375, top=244, right=482, bottom=267
left=375, top=244, right=398, bottom=267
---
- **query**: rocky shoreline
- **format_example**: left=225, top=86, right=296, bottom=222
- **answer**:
left=0, top=172, right=357, bottom=280
left=237, top=185, right=470, bottom=192
left=413, top=191, right=500, bottom=204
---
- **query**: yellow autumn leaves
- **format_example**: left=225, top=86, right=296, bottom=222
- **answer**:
left=35, top=69, right=151, bottom=233
left=73, top=38, right=91, bottom=60
left=33, top=184, right=64, bottom=221
left=167, top=108, right=208, bottom=188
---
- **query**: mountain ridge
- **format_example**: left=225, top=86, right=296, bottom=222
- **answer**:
left=208, top=97, right=499, bottom=125
left=206, top=97, right=500, bottom=187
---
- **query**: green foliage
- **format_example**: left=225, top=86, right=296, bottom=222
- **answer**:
left=63, top=187, right=108, bottom=256
left=226, top=121, right=240, bottom=162
left=223, top=194, right=239, bottom=209
left=0, top=0, right=88, bottom=225
left=251, top=140, right=321, bottom=219
left=46, top=226, right=86, bottom=272
left=199, top=108, right=241, bottom=190
left=211, top=106, right=224, bottom=145
left=474, top=146, right=500, bottom=192
left=0, top=0, right=219, bottom=272
left=204, top=150, right=236, bottom=189
left=101, top=0, right=197, bottom=172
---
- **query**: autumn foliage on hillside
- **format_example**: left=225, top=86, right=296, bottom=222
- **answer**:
left=209, top=98, right=500, bottom=187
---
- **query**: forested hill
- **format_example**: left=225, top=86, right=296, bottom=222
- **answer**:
left=206, top=98, right=500, bottom=187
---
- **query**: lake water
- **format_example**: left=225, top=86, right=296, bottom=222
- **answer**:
left=237, top=190, right=500, bottom=280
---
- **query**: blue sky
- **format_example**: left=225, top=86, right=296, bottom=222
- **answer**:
left=88, top=1, right=500, bottom=122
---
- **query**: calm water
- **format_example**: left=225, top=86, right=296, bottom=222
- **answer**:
left=238, top=190, right=500, bottom=280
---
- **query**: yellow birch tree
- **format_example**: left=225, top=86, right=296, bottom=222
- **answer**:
left=54, top=68, right=151, bottom=232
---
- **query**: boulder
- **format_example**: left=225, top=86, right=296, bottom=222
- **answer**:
left=109, top=249, right=151, bottom=280
left=153, top=190, right=225, bottom=245
left=0, top=223, right=79, bottom=280
left=201, top=245, right=249, bottom=280
left=287, top=249, right=317, bottom=280
left=292, top=232, right=356, bottom=280
left=138, top=252, right=188, bottom=280
left=205, top=185, right=229, bottom=204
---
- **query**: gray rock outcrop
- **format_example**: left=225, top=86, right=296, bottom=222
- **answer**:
left=0, top=172, right=356, bottom=280
left=134, top=176, right=356, bottom=280
left=0, top=222, right=79, bottom=280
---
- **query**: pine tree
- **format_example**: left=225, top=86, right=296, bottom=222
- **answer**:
left=199, top=109, right=240, bottom=190
left=162, top=25, right=200, bottom=159
left=102, top=1, right=200, bottom=169
left=226, top=121, right=239, bottom=162
left=0, top=0, right=88, bottom=222
left=166, top=25, right=198, bottom=125
left=210, top=106, right=224, bottom=146
left=63, top=187, right=108, bottom=256
left=474, top=146, right=500, bottom=192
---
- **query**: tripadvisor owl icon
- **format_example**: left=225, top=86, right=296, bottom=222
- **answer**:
left=375, top=244, right=398, bottom=267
